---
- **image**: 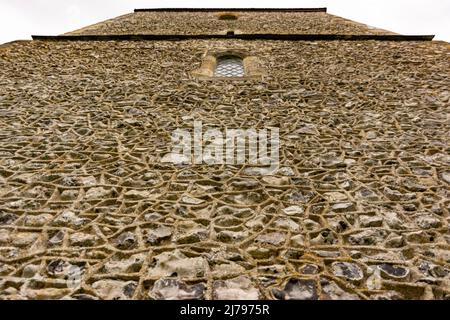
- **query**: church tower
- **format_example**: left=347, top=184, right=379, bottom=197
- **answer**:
left=0, top=8, right=449, bottom=300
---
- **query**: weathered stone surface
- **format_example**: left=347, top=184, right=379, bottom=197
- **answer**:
left=0, top=212, right=18, bottom=225
left=273, top=217, right=300, bottom=231
left=0, top=9, right=449, bottom=300
left=67, top=11, right=395, bottom=36
left=144, top=225, right=173, bottom=245
left=348, top=229, right=388, bottom=245
left=115, top=231, right=137, bottom=249
left=48, top=231, right=65, bottom=246
left=212, top=262, right=246, bottom=277
left=213, top=276, right=259, bottom=300
left=310, top=229, right=337, bottom=245
left=378, top=264, right=410, bottom=280
left=440, top=172, right=450, bottom=184
left=300, top=264, right=320, bottom=275
left=262, top=176, right=290, bottom=186
left=321, top=280, right=360, bottom=300
left=181, top=195, right=204, bottom=205
left=24, top=214, right=53, bottom=227
left=24, top=288, right=72, bottom=300
left=216, top=230, right=249, bottom=243
left=255, top=232, right=286, bottom=246
left=124, top=190, right=151, bottom=200
left=69, top=233, right=98, bottom=247
left=103, top=253, right=145, bottom=274
left=85, top=187, right=111, bottom=200
left=247, top=246, right=275, bottom=259
left=360, top=215, right=383, bottom=228
left=290, top=234, right=305, bottom=247
left=53, top=210, right=88, bottom=228
left=383, top=211, right=404, bottom=230
left=331, top=262, right=364, bottom=282
left=148, top=250, right=208, bottom=278
left=414, top=215, right=442, bottom=229
left=22, top=264, right=40, bottom=278
left=331, top=202, right=355, bottom=212
left=282, top=206, right=304, bottom=216
left=272, top=278, right=318, bottom=300
left=13, top=232, right=39, bottom=247
left=150, top=279, right=206, bottom=300
left=60, top=190, right=78, bottom=200
left=173, top=221, right=208, bottom=244
left=91, top=280, right=137, bottom=300
left=323, top=192, right=348, bottom=202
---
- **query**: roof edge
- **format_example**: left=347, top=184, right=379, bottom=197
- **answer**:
left=0, top=40, right=31, bottom=49
left=134, top=8, right=327, bottom=13
left=32, top=34, right=435, bottom=42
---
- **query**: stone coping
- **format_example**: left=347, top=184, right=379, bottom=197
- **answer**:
left=134, top=8, right=328, bottom=13
left=32, top=34, right=435, bottom=42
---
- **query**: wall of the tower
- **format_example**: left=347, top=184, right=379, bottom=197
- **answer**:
left=66, top=11, right=394, bottom=36
left=0, top=38, right=449, bottom=299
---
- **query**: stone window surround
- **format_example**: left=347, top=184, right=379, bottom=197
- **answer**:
left=192, top=49, right=264, bottom=81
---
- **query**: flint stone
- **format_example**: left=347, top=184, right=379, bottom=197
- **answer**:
left=150, top=279, right=205, bottom=300
left=148, top=250, right=208, bottom=278
left=272, top=278, right=318, bottom=300
left=213, top=276, right=259, bottom=300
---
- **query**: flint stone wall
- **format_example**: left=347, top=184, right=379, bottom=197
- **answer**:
left=67, top=12, right=394, bottom=36
left=0, top=39, right=449, bottom=300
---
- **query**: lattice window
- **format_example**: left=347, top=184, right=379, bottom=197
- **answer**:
left=214, top=56, right=245, bottom=77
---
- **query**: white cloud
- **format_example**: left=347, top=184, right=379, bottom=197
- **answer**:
left=0, top=0, right=448, bottom=44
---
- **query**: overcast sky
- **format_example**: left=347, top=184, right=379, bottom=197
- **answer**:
left=1, top=0, right=449, bottom=44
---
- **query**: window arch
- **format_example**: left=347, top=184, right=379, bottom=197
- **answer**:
left=218, top=13, right=238, bottom=20
left=214, top=55, right=245, bottom=77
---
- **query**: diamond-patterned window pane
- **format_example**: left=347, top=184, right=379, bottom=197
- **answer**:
left=215, top=56, right=245, bottom=77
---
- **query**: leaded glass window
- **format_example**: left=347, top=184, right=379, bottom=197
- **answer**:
left=214, top=55, right=245, bottom=77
